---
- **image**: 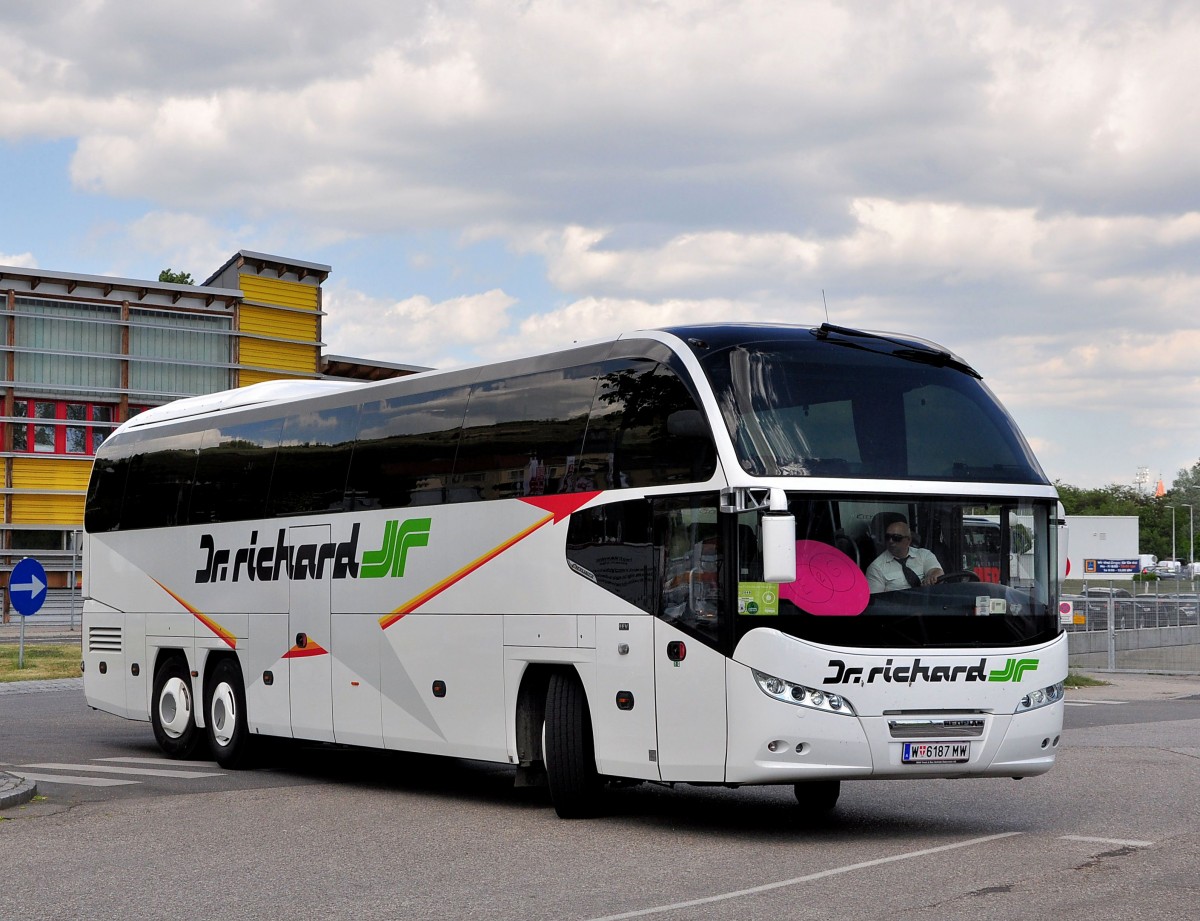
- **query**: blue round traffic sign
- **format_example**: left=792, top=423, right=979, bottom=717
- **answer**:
left=9, top=558, right=48, bottom=617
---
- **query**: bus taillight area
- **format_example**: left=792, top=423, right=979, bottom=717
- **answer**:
left=727, top=630, right=1068, bottom=784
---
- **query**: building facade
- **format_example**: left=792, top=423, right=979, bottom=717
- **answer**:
left=1, top=251, right=417, bottom=622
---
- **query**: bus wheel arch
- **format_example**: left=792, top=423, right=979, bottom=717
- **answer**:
left=514, top=664, right=554, bottom=778
left=203, top=654, right=254, bottom=769
left=543, top=668, right=602, bottom=818
left=150, top=652, right=201, bottom=759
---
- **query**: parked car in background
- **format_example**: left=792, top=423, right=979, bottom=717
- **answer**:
left=1081, top=587, right=1132, bottom=599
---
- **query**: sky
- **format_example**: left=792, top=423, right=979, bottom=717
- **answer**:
left=2, top=0, right=1199, bottom=490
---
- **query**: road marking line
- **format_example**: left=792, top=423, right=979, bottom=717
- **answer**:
left=1060, top=835, right=1153, bottom=848
left=11, top=772, right=137, bottom=787
left=21, top=762, right=224, bottom=779
left=96, top=756, right=222, bottom=768
left=1067, top=699, right=1127, bottom=705
left=583, top=832, right=1024, bottom=921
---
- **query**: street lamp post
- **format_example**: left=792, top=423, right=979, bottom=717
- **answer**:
left=1166, top=505, right=1177, bottom=569
left=1184, top=504, right=1195, bottom=578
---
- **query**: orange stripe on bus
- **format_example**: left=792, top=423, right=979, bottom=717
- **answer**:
left=153, top=580, right=238, bottom=649
left=282, top=641, right=328, bottom=658
left=379, top=512, right=554, bottom=629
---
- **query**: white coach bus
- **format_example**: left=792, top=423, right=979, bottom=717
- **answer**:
left=82, top=323, right=1067, bottom=817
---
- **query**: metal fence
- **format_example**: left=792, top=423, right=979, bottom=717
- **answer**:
left=1065, top=581, right=1200, bottom=674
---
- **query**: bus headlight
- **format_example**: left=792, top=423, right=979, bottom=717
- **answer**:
left=1014, top=681, right=1064, bottom=713
left=752, top=669, right=856, bottom=716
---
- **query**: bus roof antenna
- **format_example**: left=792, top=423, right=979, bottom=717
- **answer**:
left=822, top=289, right=830, bottom=323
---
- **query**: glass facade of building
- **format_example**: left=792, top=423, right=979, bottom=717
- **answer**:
left=0, top=252, right=334, bottom=619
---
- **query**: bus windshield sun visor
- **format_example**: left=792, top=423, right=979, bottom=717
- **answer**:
left=810, top=323, right=981, bottom=379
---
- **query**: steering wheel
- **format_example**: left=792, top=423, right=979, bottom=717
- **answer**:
left=937, top=570, right=982, bottom=584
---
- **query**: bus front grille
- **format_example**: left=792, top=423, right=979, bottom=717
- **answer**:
left=887, top=717, right=986, bottom=739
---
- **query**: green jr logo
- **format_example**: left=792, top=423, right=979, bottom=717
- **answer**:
left=988, top=658, right=1039, bottom=682
left=360, top=518, right=432, bottom=578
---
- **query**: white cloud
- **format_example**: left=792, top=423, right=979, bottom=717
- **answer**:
left=322, top=286, right=518, bottom=368
left=0, top=1, right=1194, bottom=231
left=0, top=250, right=37, bottom=268
left=4, top=0, right=1200, bottom=488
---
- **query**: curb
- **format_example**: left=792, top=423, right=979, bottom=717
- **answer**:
left=0, top=771, right=37, bottom=810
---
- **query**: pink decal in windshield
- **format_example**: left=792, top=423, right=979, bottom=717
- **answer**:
left=779, top=540, right=869, bottom=616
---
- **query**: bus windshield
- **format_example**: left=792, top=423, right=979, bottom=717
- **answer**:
left=692, top=328, right=1047, bottom=483
left=735, top=494, right=1061, bottom=649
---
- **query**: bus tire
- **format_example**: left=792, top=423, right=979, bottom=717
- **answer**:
left=544, top=671, right=601, bottom=818
left=151, top=657, right=201, bottom=759
left=205, top=658, right=254, bottom=769
left=794, top=779, right=840, bottom=813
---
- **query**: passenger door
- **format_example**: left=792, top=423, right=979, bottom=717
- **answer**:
left=288, top=524, right=334, bottom=742
left=653, top=498, right=728, bottom=782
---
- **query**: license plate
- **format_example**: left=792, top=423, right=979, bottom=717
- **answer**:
left=902, top=741, right=970, bottom=764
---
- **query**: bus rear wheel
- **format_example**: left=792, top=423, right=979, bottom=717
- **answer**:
left=794, top=779, right=840, bottom=813
left=205, top=658, right=253, bottom=769
left=544, top=671, right=602, bottom=818
left=151, top=657, right=201, bottom=759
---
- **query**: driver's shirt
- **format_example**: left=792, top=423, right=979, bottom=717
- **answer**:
left=866, top=546, right=943, bottom=594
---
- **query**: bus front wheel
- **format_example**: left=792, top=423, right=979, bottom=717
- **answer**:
left=794, top=779, right=840, bottom=813
left=151, top=657, right=201, bottom=759
left=544, top=671, right=602, bottom=819
left=205, top=658, right=253, bottom=769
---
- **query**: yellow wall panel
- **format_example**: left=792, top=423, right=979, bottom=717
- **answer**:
left=12, top=457, right=93, bottom=491
left=239, top=274, right=320, bottom=311
left=239, top=304, right=319, bottom=342
left=240, top=338, right=317, bottom=374
left=11, top=493, right=85, bottom=525
left=238, top=369, right=291, bottom=386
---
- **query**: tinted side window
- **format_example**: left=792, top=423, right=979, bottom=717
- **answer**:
left=451, top=369, right=596, bottom=502
left=344, top=386, right=470, bottom=510
left=189, top=418, right=284, bottom=524
left=565, top=499, right=655, bottom=612
left=268, top=405, right=360, bottom=517
left=582, top=360, right=716, bottom=489
left=119, top=431, right=203, bottom=530
left=84, top=448, right=133, bottom=533
left=655, top=494, right=723, bottom=647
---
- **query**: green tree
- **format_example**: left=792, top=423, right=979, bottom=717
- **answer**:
left=158, top=269, right=194, bottom=285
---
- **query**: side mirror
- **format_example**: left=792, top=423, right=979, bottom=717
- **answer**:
left=762, top=488, right=796, bottom=583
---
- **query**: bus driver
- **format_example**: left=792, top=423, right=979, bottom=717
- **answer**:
left=866, top=518, right=945, bottom=593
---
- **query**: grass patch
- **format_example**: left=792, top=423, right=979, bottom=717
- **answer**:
left=0, top=643, right=82, bottom=682
left=1064, top=671, right=1109, bottom=688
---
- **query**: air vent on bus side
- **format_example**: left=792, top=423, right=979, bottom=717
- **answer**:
left=87, top=626, right=122, bottom=654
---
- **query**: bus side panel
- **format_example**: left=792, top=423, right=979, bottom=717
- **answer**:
left=82, top=600, right=137, bottom=720
left=245, top=611, right=293, bottom=738
left=381, top=614, right=507, bottom=762
left=332, top=612, right=383, bottom=748
left=589, top=614, right=659, bottom=780
left=123, top=612, right=149, bottom=720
